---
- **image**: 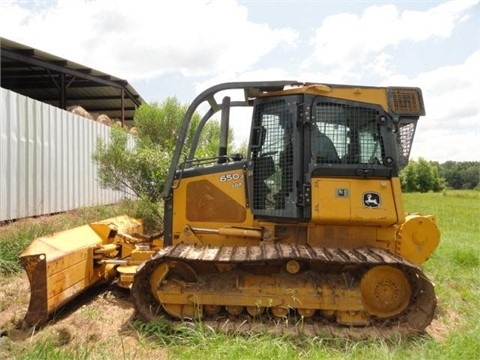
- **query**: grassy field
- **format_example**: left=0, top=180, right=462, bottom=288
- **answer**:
left=0, top=191, right=479, bottom=359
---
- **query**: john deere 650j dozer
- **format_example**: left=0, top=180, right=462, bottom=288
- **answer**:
left=21, top=81, right=440, bottom=336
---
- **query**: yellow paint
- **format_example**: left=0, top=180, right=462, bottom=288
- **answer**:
left=21, top=215, right=147, bottom=326
left=172, top=168, right=255, bottom=245
left=261, top=84, right=390, bottom=112
left=311, top=178, right=399, bottom=225
left=396, top=214, right=441, bottom=264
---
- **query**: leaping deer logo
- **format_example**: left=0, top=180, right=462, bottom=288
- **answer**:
left=363, top=192, right=380, bottom=208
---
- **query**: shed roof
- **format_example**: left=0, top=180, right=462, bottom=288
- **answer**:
left=1, top=37, right=144, bottom=124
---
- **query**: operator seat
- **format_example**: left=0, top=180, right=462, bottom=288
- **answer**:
left=313, top=128, right=340, bottom=163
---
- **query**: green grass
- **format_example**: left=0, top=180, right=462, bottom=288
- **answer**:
left=10, top=340, right=93, bottom=360
left=404, top=192, right=480, bottom=313
left=0, top=200, right=160, bottom=275
left=402, top=191, right=480, bottom=359
left=13, top=330, right=480, bottom=360
left=0, top=205, right=119, bottom=274
left=3, top=191, right=480, bottom=359
left=131, top=320, right=480, bottom=360
left=0, top=220, right=55, bottom=273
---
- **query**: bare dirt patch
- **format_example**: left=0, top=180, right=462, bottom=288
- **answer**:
left=0, top=274, right=167, bottom=359
left=0, top=209, right=169, bottom=359
left=426, top=302, right=461, bottom=343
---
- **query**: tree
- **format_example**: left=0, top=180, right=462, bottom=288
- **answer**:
left=92, top=97, right=238, bottom=230
left=400, top=157, right=444, bottom=193
left=93, top=123, right=170, bottom=203
left=439, top=161, right=479, bottom=189
left=133, top=97, right=187, bottom=150
left=400, top=161, right=418, bottom=192
left=416, top=158, right=436, bottom=192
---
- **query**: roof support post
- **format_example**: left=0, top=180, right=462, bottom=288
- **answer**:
left=121, top=88, right=125, bottom=126
left=60, top=72, right=66, bottom=109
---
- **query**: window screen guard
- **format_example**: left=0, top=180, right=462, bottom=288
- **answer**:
left=250, top=99, right=302, bottom=219
left=312, top=103, right=384, bottom=165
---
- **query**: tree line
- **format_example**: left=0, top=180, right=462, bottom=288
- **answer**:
left=400, top=158, right=479, bottom=192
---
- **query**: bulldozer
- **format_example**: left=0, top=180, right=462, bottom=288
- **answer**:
left=21, top=81, right=440, bottom=336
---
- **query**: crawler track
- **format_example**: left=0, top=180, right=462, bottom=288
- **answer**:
left=131, top=244, right=436, bottom=339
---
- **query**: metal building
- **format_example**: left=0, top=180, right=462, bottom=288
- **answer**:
left=1, top=37, right=143, bottom=126
left=0, top=38, right=143, bottom=221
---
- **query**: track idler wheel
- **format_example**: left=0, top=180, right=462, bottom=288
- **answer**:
left=150, top=260, right=200, bottom=319
left=359, top=265, right=411, bottom=318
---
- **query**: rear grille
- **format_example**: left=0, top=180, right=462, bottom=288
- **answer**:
left=388, top=88, right=425, bottom=116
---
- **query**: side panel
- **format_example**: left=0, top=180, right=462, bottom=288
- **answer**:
left=185, top=179, right=246, bottom=223
left=171, top=163, right=255, bottom=244
left=311, top=178, right=399, bottom=226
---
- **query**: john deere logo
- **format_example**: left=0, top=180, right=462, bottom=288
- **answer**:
left=363, top=192, right=380, bottom=208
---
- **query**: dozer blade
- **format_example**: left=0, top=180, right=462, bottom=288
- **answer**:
left=20, top=215, right=142, bottom=327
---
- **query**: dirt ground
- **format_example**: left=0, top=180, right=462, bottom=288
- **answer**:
left=0, top=211, right=168, bottom=358
left=0, top=273, right=168, bottom=359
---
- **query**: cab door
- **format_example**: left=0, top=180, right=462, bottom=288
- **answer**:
left=249, top=95, right=307, bottom=220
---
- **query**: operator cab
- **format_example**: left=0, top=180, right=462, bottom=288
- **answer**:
left=248, top=91, right=420, bottom=221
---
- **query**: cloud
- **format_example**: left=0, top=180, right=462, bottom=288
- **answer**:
left=0, top=0, right=298, bottom=79
left=304, top=0, right=479, bottom=78
left=225, top=50, right=480, bottom=161
left=294, top=0, right=479, bottom=162
left=1, top=0, right=477, bottom=162
left=402, top=51, right=480, bottom=162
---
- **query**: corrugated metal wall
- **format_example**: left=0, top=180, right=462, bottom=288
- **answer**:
left=0, top=88, right=135, bottom=222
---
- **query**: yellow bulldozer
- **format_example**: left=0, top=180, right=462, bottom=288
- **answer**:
left=21, top=81, right=440, bottom=336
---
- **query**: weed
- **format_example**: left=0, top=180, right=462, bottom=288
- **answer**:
left=452, top=248, right=479, bottom=267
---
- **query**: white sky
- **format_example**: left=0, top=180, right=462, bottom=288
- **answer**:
left=1, top=0, right=479, bottom=162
